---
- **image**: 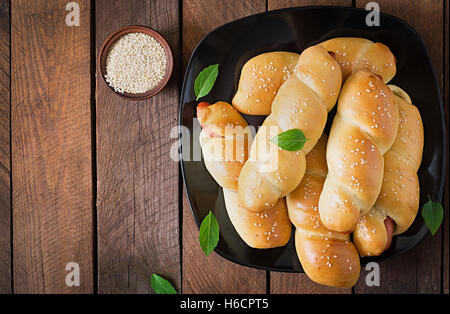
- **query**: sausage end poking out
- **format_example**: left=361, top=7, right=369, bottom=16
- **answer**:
left=384, top=216, right=395, bottom=251
left=196, top=101, right=210, bottom=119
left=197, top=102, right=221, bottom=138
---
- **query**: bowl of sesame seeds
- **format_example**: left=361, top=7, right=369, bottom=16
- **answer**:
left=99, top=25, right=173, bottom=100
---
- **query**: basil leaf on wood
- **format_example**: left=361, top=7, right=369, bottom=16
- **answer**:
left=270, top=128, right=308, bottom=151
left=150, top=274, right=177, bottom=294
left=421, top=196, right=444, bottom=235
left=194, top=64, right=219, bottom=100
left=199, top=211, right=219, bottom=256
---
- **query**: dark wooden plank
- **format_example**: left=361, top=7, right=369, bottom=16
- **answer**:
left=181, top=0, right=266, bottom=293
left=355, top=0, right=443, bottom=294
left=96, top=0, right=180, bottom=293
left=271, top=272, right=351, bottom=294
left=268, top=0, right=352, bottom=295
left=269, top=0, right=351, bottom=9
left=11, top=0, right=93, bottom=293
left=0, top=0, right=11, bottom=294
left=182, top=0, right=264, bottom=70
left=182, top=192, right=266, bottom=293
left=443, top=0, right=449, bottom=295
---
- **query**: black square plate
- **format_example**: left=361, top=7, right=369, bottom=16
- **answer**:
left=179, top=6, right=446, bottom=272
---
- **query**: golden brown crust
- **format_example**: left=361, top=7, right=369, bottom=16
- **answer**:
left=319, top=37, right=396, bottom=83
left=198, top=102, right=251, bottom=190
left=319, top=70, right=399, bottom=233
left=223, top=188, right=291, bottom=249
left=287, top=135, right=360, bottom=288
left=387, top=85, right=424, bottom=171
left=200, top=130, right=249, bottom=190
left=238, top=45, right=342, bottom=212
left=232, top=52, right=299, bottom=115
left=353, top=86, right=424, bottom=256
left=294, top=45, right=342, bottom=112
left=295, top=233, right=360, bottom=288
left=198, top=101, right=291, bottom=249
left=197, top=101, right=248, bottom=137
left=337, top=71, right=398, bottom=153
left=353, top=212, right=389, bottom=256
left=303, top=134, right=328, bottom=178
left=271, top=77, right=328, bottom=154
left=238, top=116, right=306, bottom=212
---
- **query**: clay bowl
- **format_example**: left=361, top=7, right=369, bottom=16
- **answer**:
left=98, top=25, right=173, bottom=101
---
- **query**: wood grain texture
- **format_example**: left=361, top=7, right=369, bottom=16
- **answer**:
left=2, top=0, right=446, bottom=295
left=443, top=0, right=449, bottom=295
left=181, top=0, right=266, bottom=293
left=270, top=273, right=351, bottom=294
left=0, top=0, right=11, bottom=294
left=182, top=0, right=266, bottom=70
left=182, top=192, right=265, bottom=293
left=11, top=0, right=93, bottom=293
left=268, top=0, right=351, bottom=10
left=355, top=0, right=444, bottom=294
left=268, top=0, right=352, bottom=294
left=96, top=0, right=180, bottom=293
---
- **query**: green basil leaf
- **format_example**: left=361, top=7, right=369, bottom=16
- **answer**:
left=150, top=274, right=177, bottom=294
left=270, top=128, right=308, bottom=151
left=199, top=211, right=219, bottom=256
left=421, top=196, right=444, bottom=235
left=194, top=64, right=219, bottom=100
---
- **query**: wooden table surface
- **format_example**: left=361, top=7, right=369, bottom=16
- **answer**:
left=0, top=0, right=448, bottom=294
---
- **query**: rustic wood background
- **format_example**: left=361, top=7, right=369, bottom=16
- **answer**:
left=0, top=0, right=447, bottom=294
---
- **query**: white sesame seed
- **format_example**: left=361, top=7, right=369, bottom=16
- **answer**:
left=105, top=32, right=167, bottom=94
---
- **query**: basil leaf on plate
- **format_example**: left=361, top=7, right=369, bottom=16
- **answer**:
left=194, top=64, right=219, bottom=100
left=151, top=274, right=177, bottom=294
left=199, top=211, right=219, bottom=256
left=421, top=196, right=444, bottom=235
left=270, top=128, right=308, bottom=151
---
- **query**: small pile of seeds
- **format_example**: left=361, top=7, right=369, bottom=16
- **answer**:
left=105, top=32, right=167, bottom=94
